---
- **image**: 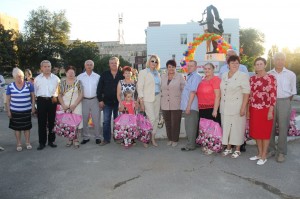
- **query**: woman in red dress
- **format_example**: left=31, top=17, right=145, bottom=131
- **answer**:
left=249, top=57, right=276, bottom=165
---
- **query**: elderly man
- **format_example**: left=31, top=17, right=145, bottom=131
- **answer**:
left=35, top=60, right=60, bottom=150
left=77, top=60, right=101, bottom=145
left=181, top=60, right=202, bottom=151
left=269, top=52, right=297, bottom=163
left=97, top=57, right=124, bottom=146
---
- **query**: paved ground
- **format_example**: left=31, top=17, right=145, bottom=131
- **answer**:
left=0, top=110, right=300, bottom=199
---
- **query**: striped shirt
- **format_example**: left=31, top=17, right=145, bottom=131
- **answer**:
left=6, top=82, right=34, bottom=112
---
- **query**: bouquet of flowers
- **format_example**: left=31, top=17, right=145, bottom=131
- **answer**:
left=196, top=118, right=223, bottom=153
left=288, top=108, right=300, bottom=136
left=136, top=113, right=152, bottom=144
left=114, top=114, right=139, bottom=148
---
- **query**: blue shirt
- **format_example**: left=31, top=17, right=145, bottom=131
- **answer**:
left=180, top=71, right=202, bottom=111
left=219, top=64, right=249, bottom=78
left=6, top=82, right=34, bottom=112
left=147, top=68, right=161, bottom=94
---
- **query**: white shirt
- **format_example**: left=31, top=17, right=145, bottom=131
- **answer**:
left=34, top=73, right=60, bottom=97
left=77, top=71, right=100, bottom=98
left=219, top=64, right=249, bottom=78
left=269, top=67, right=297, bottom=98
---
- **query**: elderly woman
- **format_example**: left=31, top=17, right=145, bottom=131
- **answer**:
left=249, top=57, right=276, bottom=165
left=161, top=60, right=185, bottom=147
left=58, top=66, right=83, bottom=148
left=220, top=55, right=250, bottom=158
left=6, top=68, right=35, bottom=151
left=138, top=55, right=161, bottom=147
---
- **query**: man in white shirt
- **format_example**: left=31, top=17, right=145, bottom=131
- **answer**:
left=35, top=60, right=60, bottom=150
left=269, top=52, right=296, bottom=163
left=219, top=49, right=249, bottom=78
left=77, top=60, right=101, bottom=145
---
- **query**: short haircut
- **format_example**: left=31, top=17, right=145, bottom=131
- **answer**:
left=166, top=60, right=177, bottom=68
left=227, top=55, right=240, bottom=64
left=122, top=66, right=132, bottom=74
left=273, top=52, right=286, bottom=60
left=189, top=60, right=197, bottom=66
left=12, top=67, right=24, bottom=78
left=40, top=60, right=51, bottom=67
left=84, top=60, right=94, bottom=66
left=204, top=62, right=215, bottom=70
left=65, top=65, right=76, bottom=73
left=109, top=57, right=120, bottom=64
left=254, top=57, right=267, bottom=65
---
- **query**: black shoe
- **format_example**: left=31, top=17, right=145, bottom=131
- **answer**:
left=240, top=142, right=246, bottom=152
left=95, top=139, right=101, bottom=144
left=37, top=145, right=45, bottom=150
left=181, top=147, right=195, bottom=151
left=81, top=139, right=90, bottom=144
left=48, top=143, right=57, bottom=148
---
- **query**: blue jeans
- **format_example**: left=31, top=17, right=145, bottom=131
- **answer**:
left=103, top=104, right=119, bottom=142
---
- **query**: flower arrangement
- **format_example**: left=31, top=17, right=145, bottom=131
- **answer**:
left=53, top=121, right=77, bottom=139
left=196, top=130, right=223, bottom=153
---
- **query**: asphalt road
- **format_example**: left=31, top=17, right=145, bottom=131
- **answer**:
left=0, top=111, right=300, bottom=199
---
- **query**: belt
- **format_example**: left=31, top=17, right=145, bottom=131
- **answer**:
left=83, top=97, right=96, bottom=100
left=38, top=96, right=53, bottom=100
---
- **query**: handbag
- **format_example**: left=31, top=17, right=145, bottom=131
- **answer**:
left=196, top=118, right=223, bottom=152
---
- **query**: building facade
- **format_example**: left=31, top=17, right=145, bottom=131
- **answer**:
left=96, top=41, right=147, bottom=69
left=0, top=13, right=19, bottom=31
left=145, top=19, right=239, bottom=71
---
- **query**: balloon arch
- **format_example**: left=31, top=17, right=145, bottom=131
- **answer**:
left=180, top=33, right=233, bottom=72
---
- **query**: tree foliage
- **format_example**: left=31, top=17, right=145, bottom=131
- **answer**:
left=0, top=24, right=19, bottom=73
left=21, top=7, right=70, bottom=69
left=240, top=28, right=265, bottom=57
left=64, top=40, right=100, bottom=74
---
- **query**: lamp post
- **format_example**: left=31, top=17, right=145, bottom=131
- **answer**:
left=269, top=48, right=274, bottom=71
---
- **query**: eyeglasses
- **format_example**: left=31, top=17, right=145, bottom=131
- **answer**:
left=151, top=60, right=158, bottom=64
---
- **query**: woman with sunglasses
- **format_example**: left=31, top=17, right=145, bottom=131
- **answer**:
left=137, top=55, right=161, bottom=147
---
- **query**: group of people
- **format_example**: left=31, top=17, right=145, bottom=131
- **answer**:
left=2, top=50, right=296, bottom=165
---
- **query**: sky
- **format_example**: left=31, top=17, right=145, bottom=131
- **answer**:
left=1, top=0, right=299, bottom=54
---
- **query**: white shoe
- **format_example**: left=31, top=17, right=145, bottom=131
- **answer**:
left=167, top=141, right=172, bottom=146
left=249, top=156, right=261, bottom=161
left=257, top=159, right=267, bottom=165
left=171, top=142, right=178, bottom=147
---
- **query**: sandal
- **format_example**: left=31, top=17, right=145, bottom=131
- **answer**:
left=16, top=144, right=22, bottom=152
left=222, top=149, right=232, bottom=156
left=66, top=140, right=73, bottom=147
left=73, top=141, right=80, bottom=149
left=231, top=151, right=241, bottom=158
left=26, top=143, right=32, bottom=150
left=205, top=149, right=214, bottom=155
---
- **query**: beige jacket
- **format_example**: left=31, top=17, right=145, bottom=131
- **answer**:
left=160, top=72, right=185, bottom=110
left=137, top=68, right=161, bottom=102
left=220, top=71, right=250, bottom=115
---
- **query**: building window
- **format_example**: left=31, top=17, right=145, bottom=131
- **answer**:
left=222, top=34, right=231, bottom=44
left=193, top=33, right=199, bottom=41
left=180, top=34, right=187, bottom=45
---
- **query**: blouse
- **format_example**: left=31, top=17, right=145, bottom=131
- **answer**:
left=249, top=74, right=277, bottom=109
left=197, top=76, right=221, bottom=109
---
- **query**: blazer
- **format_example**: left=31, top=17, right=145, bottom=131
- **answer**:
left=137, top=68, right=161, bottom=102
left=220, top=71, right=250, bottom=115
left=160, top=72, right=185, bottom=110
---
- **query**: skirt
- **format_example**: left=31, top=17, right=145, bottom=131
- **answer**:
left=249, top=107, right=273, bottom=139
left=221, top=113, right=246, bottom=145
left=9, top=110, right=32, bottom=131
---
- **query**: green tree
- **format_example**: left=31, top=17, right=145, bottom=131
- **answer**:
left=64, top=40, right=100, bottom=73
left=95, top=55, right=131, bottom=74
left=0, top=24, right=19, bottom=73
left=240, top=55, right=255, bottom=72
left=266, top=45, right=279, bottom=71
left=240, top=28, right=265, bottom=57
left=21, top=7, right=70, bottom=69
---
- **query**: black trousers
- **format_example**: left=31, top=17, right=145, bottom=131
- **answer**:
left=37, top=97, right=57, bottom=145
